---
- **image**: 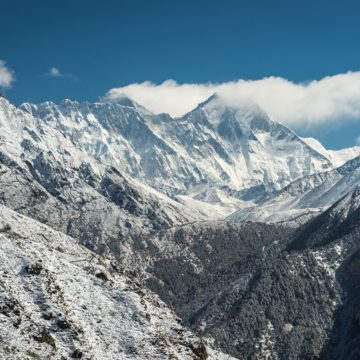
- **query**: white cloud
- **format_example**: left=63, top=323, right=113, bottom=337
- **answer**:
left=105, top=79, right=214, bottom=118
left=46, top=67, right=78, bottom=82
left=48, top=67, right=62, bottom=77
left=104, top=72, right=360, bottom=129
left=0, top=60, right=15, bottom=88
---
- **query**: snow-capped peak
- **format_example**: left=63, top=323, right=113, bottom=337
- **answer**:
left=15, top=94, right=360, bottom=218
left=195, top=92, right=269, bottom=132
left=101, top=93, right=138, bottom=107
left=301, top=136, right=360, bottom=167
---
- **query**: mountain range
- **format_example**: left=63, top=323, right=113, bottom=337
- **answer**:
left=1, top=94, right=360, bottom=359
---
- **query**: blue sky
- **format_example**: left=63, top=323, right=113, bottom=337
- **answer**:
left=1, top=0, right=360, bottom=149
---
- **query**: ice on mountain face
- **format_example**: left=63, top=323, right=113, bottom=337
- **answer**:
left=301, top=137, right=360, bottom=167
left=9, top=93, right=360, bottom=226
left=20, top=94, right=353, bottom=214
left=194, top=188, right=225, bottom=204
left=6, top=93, right=360, bottom=225
left=152, top=95, right=337, bottom=196
left=229, top=155, right=360, bottom=224
left=183, top=96, right=338, bottom=189
left=0, top=98, right=212, bottom=253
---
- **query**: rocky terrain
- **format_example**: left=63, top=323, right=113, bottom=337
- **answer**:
left=0, top=204, right=236, bottom=360
left=127, top=187, right=360, bottom=359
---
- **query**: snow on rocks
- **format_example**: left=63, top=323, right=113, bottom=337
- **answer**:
left=0, top=204, right=232, bottom=359
left=19, top=95, right=358, bottom=220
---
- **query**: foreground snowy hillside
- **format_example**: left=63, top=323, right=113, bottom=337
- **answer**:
left=0, top=204, right=234, bottom=360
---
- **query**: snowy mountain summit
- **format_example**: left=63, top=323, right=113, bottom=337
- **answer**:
left=20, top=93, right=359, bottom=219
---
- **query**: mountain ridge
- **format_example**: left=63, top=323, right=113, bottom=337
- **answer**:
left=19, top=94, right=360, bottom=220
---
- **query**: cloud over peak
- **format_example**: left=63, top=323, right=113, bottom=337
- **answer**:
left=0, top=60, right=15, bottom=89
left=48, top=67, right=62, bottom=77
left=105, top=72, right=360, bottom=129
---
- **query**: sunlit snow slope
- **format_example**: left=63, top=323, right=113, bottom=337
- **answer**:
left=21, top=94, right=359, bottom=219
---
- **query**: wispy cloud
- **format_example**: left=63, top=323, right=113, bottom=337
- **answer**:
left=104, top=72, right=360, bottom=130
left=46, top=67, right=78, bottom=82
left=0, top=60, right=15, bottom=89
left=48, top=67, right=62, bottom=77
